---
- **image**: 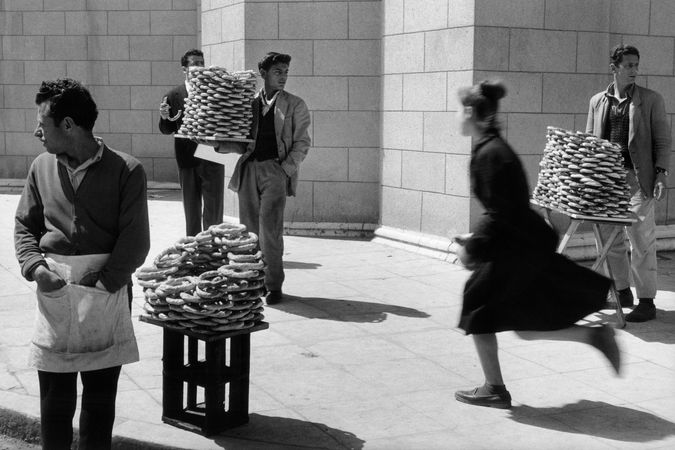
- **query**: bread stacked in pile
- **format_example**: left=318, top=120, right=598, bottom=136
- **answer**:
left=532, top=127, right=631, bottom=218
left=136, top=223, right=266, bottom=335
left=177, top=67, right=256, bottom=141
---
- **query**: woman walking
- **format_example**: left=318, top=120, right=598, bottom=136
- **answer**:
left=453, top=80, right=621, bottom=410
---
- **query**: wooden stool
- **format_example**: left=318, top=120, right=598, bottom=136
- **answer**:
left=533, top=201, right=637, bottom=329
left=140, top=316, right=269, bottom=436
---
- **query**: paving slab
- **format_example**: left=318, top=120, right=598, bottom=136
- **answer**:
left=0, top=191, right=674, bottom=449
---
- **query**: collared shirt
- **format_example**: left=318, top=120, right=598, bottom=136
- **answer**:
left=56, top=138, right=104, bottom=192
left=260, top=89, right=280, bottom=116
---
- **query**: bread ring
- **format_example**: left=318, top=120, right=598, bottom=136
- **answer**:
left=165, top=296, right=186, bottom=306
left=158, top=276, right=197, bottom=296
left=195, top=230, right=213, bottom=244
left=227, top=250, right=262, bottom=262
left=154, top=247, right=188, bottom=268
left=217, top=265, right=259, bottom=279
left=138, top=279, right=163, bottom=289
left=135, top=265, right=177, bottom=280
left=226, top=242, right=258, bottom=253
left=202, top=301, right=234, bottom=311
left=219, top=232, right=258, bottom=248
left=175, top=236, right=198, bottom=252
left=209, top=222, right=246, bottom=237
left=179, top=291, right=203, bottom=303
left=228, top=260, right=265, bottom=270
left=195, top=285, right=222, bottom=299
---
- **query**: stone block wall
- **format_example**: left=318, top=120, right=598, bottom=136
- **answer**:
left=380, top=0, right=675, bottom=244
left=201, top=0, right=382, bottom=226
left=473, top=0, right=675, bottom=226
left=0, top=0, right=199, bottom=182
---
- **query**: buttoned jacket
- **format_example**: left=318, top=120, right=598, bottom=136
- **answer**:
left=586, top=83, right=671, bottom=197
left=229, top=89, right=311, bottom=196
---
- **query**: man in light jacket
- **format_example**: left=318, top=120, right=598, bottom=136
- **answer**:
left=15, top=78, right=150, bottom=449
left=586, top=44, right=671, bottom=322
left=227, top=52, right=311, bottom=305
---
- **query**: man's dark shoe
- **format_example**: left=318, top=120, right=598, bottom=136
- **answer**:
left=625, top=302, right=656, bottom=322
left=605, top=288, right=634, bottom=309
left=265, top=290, right=283, bottom=305
left=455, top=386, right=512, bottom=409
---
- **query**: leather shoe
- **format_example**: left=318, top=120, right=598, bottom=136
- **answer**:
left=605, top=288, right=634, bottom=309
left=455, top=387, right=512, bottom=409
left=265, top=290, right=283, bottom=305
left=626, top=302, right=656, bottom=322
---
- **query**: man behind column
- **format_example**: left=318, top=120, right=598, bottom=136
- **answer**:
left=15, top=78, right=150, bottom=449
left=586, top=44, right=672, bottom=322
left=159, top=49, right=225, bottom=236
left=227, top=52, right=311, bottom=305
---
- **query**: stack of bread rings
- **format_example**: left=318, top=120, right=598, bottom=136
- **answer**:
left=533, top=127, right=631, bottom=218
left=136, top=222, right=266, bottom=335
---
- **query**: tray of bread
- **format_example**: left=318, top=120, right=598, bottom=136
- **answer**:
left=177, top=66, right=256, bottom=144
left=136, top=222, right=266, bottom=336
left=532, top=127, right=631, bottom=218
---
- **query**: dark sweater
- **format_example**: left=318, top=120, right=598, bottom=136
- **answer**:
left=14, top=145, right=151, bottom=293
left=159, top=84, right=199, bottom=168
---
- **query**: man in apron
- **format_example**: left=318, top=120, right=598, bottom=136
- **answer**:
left=14, top=78, right=151, bottom=450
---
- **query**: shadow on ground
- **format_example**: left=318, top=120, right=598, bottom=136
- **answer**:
left=510, top=400, right=675, bottom=443
left=216, top=413, right=365, bottom=449
left=270, top=295, right=430, bottom=323
left=284, top=261, right=322, bottom=270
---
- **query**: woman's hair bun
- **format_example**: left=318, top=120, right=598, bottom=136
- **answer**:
left=479, top=80, right=507, bottom=101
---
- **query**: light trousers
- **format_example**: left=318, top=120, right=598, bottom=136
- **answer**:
left=238, top=159, right=287, bottom=291
left=599, top=169, right=657, bottom=299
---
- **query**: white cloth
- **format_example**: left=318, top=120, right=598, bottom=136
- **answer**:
left=28, top=253, right=139, bottom=373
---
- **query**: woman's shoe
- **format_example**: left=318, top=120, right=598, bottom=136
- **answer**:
left=590, top=325, right=621, bottom=375
left=454, top=386, right=512, bottom=409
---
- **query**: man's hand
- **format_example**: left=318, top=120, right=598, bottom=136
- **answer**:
left=654, top=172, right=668, bottom=201
left=32, top=265, right=66, bottom=293
left=452, top=233, right=473, bottom=246
left=159, top=96, right=171, bottom=120
left=79, top=271, right=100, bottom=287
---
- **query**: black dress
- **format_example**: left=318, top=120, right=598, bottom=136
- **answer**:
left=458, top=132, right=610, bottom=334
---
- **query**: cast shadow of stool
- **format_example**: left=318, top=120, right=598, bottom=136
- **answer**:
left=593, top=309, right=675, bottom=344
left=271, top=295, right=430, bottom=323
left=215, top=413, right=365, bottom=449
left=509, top=400, right=675, bottom=443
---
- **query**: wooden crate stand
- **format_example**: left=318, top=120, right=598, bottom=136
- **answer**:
left=140, top=316, right=269, bottom=436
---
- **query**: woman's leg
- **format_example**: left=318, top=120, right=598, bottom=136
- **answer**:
left=455, top=333, right=511, bottom=409
left=473, top=333, right=504, bottom=385
left=515, top=325, right=621, bottom=374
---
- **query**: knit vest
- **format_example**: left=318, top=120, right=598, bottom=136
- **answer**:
left=252, top=102, right=278, bottom=161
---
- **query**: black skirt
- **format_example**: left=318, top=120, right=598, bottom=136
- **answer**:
left=458, top=251, right=611, bottom=335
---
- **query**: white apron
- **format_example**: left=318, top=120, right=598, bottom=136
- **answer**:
left=28, top=253, right=140, bottom=373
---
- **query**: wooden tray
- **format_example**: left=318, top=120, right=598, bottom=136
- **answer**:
left=175, top=134, right=251, bottom=154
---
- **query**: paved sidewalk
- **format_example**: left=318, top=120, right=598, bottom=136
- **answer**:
left=1, top=191, right=674, bottom=449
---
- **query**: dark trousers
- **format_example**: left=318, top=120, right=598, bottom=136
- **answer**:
left=238, top=159, right=287, bottom=291
left=38, top=365, right=122, bottom=450
left=179, top=159, right=225, bottom=236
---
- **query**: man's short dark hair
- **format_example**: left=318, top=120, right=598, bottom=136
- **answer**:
left=258, top=52, right=291, bottom=72
left=610, top=44, right=640, bottom=65
left=35, top=78, right=98, bottom=131
left=181, top=49, right=204, bottom=67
